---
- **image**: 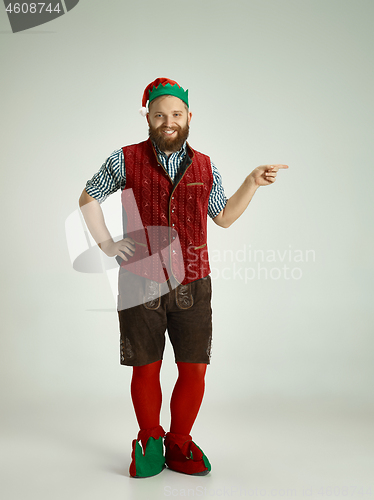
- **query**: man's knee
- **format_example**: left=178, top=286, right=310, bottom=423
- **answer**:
left=177, top=362, right=207, bottom=380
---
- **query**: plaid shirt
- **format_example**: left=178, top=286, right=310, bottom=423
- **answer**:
left=85, top=141, right=228, bottom=219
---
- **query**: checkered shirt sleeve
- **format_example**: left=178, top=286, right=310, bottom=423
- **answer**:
left=208, top=161, right=227, bottom=219
left=85, top=148, right=125, bottom=203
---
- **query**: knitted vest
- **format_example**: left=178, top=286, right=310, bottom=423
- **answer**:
left=120, top=138, right=213, bottom=285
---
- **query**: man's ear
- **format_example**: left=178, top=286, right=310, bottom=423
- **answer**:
left=188, top=111, right=192, bottom=125
left=146, top=113, right=150, bottom=125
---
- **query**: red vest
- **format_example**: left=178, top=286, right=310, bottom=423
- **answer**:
left=120, top=139, right=213, bottom=285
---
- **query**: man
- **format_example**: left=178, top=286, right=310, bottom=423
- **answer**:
left=79, top=78, right=288, bottom=478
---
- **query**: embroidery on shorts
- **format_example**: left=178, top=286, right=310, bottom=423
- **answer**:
left=206, top=334, right=212, bottom=361
left=176, top=283, right=194, bottom=309
left=143, top=280, right=161, bottom=310
left=121, top=337, right=134, bottom=362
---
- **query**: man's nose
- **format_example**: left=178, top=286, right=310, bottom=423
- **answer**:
left=164, top=115, right=173, bottom=127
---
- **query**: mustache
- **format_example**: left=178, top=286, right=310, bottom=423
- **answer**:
left=158, top=125, right=180, bottom=132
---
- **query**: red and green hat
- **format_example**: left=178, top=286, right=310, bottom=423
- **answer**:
left=140, top=78, right=189, bottom=116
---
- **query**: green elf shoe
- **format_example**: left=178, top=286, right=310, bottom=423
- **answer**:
left=129, top=425, right=166, bottom=478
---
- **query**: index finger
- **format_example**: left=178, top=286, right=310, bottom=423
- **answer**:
left=269, top=164, right=289, bottom=169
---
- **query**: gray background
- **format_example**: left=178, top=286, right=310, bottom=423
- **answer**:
left=1, top=1, right=373, bottom=499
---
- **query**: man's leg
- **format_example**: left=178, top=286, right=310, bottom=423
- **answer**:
left=117, top=271, right=169, bottom=477
left=129, top=360, right=166, bottom=477
left=170, top=362, right=207, bottom=435
left=165, top=277, right=212, bottom=475
left=165, top=362, right=211, bottom=476
left=131, top=359, right=162, bottom=430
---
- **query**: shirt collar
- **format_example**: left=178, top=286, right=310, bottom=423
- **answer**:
left=152, top=140, right=187, bottom=160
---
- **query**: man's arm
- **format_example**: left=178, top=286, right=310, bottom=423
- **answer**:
left=213, top=164, right=289, bottom=228
left=79, top=189, right=135, bottom=260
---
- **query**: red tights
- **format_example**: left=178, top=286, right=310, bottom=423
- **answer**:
left=131, top=360, right=207, bottom=435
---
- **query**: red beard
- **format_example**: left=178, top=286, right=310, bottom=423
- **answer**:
left=149, top=122, right=189, bottom=153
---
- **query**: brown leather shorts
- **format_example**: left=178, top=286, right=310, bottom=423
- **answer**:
left=117, top=269, right=212, bottom=366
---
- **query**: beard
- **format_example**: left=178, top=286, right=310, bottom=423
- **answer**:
left=148, top=121, right=190, bottom=153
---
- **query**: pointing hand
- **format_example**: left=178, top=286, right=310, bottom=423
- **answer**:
left=249, top=164, right=289, bottom=187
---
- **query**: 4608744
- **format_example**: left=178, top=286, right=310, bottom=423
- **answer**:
left=5, top=3, right=61, bottom=14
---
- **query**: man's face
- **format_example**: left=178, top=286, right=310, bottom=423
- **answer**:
left=147, top=95, right=192, bottom=154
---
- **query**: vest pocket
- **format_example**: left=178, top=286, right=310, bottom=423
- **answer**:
left=186, top=182, right=204, bottom=186
left=193, top=243, right=207, bottom=251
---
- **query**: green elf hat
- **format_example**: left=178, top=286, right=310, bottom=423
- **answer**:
left=139, top=78, right=189, bottom=116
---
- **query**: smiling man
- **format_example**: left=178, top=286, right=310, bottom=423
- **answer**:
left=147, top=95, right=191, bottom=155
left=79, top=77, right=288, bottom=478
